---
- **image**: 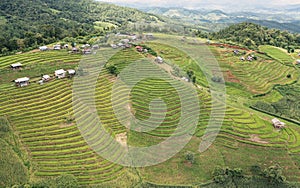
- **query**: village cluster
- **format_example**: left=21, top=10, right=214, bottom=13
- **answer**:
left=12, top=63, right=76, bottom=87
left=39, top=43, right=100, bottom=55
left=233, top=49, right=257, bottom=62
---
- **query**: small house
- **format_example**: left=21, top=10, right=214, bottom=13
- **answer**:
left=53, top=44, right=61, bottom=50
left=135, top=46, right=143, bottom=52
left=42, top=75, right=51, bottom=82
left=233, top=50, right=239, bottom=55
left=240, top=57, right=245, bottom=61
left=15, top=77, right=30, bottom=87
left=296, top=60, right=300, bottom=65
left=39, top=46, right=48, bottom=51
left=72, top=47, right=80, bottom=53
left=67, top=69, right=76, bottom=77
left=145, top=33, right=154, bottom=39
left=92, top=45, right=99, bottom=50
left=155, top=56, right=163, bottom=64
left=111, top=44, right=118, bottom=49
left=11, top=63, right=23, bottom=70
left=63, top=44, right=69, bottom=49
left=83, top=48, right=92, bottom=55
left=247, top=56, right=253, bottom=61
left=272, top=118, right=285, bottom=129
left=55, top=69, right=66, bottom=79
left=120, top=39, right=130, bottom=44
left=181, top=77, right=189, bottom=82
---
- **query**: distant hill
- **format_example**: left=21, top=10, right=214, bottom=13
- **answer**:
left=247, top=19, right=300, bottom=33
left=141, top=7, right=300, bottom=33
left=210, top=22, right=300, bottom=49
left=0, top=0, right=163, bottom=53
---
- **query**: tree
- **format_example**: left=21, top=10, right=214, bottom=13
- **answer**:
left=185, top=152, right=195, bottom=164
left=106, top=65, right=119, bottom=76
left=263, top=165, right=286, bottom=184
left=1, top=47, right=8, bottom=55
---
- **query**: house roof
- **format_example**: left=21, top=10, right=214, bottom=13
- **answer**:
left=55, top=69, right=66, bottom=75
left=39, top=46, right=48, bottom=50
left=15, top=77, right=29, bottom=83
left=156, top=56, right=163, bottom=61
left=43, top=75, right=50, bottom=79
left=67, top=69, right=76, bottom=74
left=11, top=63, right=22, bottom=67
left=272, top=118, right=285, bottom=126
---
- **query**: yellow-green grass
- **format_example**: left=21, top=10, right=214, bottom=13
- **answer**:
left=259, top=45, right=295, bottom=66
left=211, top=46, right=299, bottom=94
left=1, top=41, right=300, bottom=186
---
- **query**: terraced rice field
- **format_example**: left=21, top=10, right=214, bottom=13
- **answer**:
left=259, top=45, right=295, bottom=66
left=211, top=46, right=299, bottom=94
left=1, top=43, right=300, bottom=185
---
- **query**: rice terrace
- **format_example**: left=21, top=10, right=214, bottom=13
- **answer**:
left=1, top=0, right=300, bottom=187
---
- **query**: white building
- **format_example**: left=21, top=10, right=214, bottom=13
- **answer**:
left=39, top=46, right=48, bottom=51
left=55, top=69, right=66, bottom=79
left=42, top=75, right=51, bottom=81
left=272, top=118, right=285, bottom=129
left=11, top=63, right=22, bottom=69
left=155, top=56, right=164, bottom=64
left=67, top=69, right=76, bottom=76
left=15, top=77, right=30, bottom=87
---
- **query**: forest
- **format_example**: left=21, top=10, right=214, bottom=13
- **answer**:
left=206, top=22, right=300, bottom=50
left=0, top=0, right=163, bottom=55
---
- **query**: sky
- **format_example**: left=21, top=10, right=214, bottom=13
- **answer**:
left=97, top=0, right=300, bottom=11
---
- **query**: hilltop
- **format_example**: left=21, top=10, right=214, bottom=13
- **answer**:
left=209, top=22, right=300, bottom=50
left=0, top=0, right=164, bottom=54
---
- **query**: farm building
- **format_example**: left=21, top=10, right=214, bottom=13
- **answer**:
left=136, top=46, right=143, bottom=52
left=42, top=75, right=51, bottom=81
left=39, top=46, right=48, bottom=51
left=92, top=45, right=99, bottom=50
left=83, top=48, right=92, bottom=55
left=67, top=69, right=76, bottom=76
left=55, top=69, right=66, bottom=79
left=72, top=47, right=80, bottom=53
left=10, top=63, right=22, bottom=69
left=53, top=44, right=61, bottom=50
left=247, top=56, right=253, bottom=61
left=145, top=33, right=154, bottom=39
left=15, top=77, right=30, bottom=87
left=296, top=60, right=300, bottom=65
left=111, top=44, right=118, bottom=49
left=155, top=56, right=164, bottom=64
left=272, top=118, right=285, bottom=129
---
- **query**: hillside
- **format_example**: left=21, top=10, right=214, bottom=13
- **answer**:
left=0, top=0, right=163, bottom=54
left=210, top=22, right=300, bottom=50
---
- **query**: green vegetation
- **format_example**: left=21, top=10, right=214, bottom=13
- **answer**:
left=0, top=0, right=164, bottom=55
left=211, top=45, right=299, bottom=94
left=253, top=83, right=300, bottom=122
left=259, top=45, right=295, bottom=66
left=209, top=22, right=300, bottom=50
left=0, top=32, right=300, bottom=187
left=0, top=117, right=28, bottom=187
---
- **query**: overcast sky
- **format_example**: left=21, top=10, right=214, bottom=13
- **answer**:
left=97, top=0, right=300, bottom=10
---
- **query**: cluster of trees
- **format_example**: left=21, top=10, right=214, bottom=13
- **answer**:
left=210, top=165, right=293, bottom=188
left=253, top=84, right=300, bottom=122
left=0, top=0, right=164, bottom=55
left=196, top=22, right=300, bottom=50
